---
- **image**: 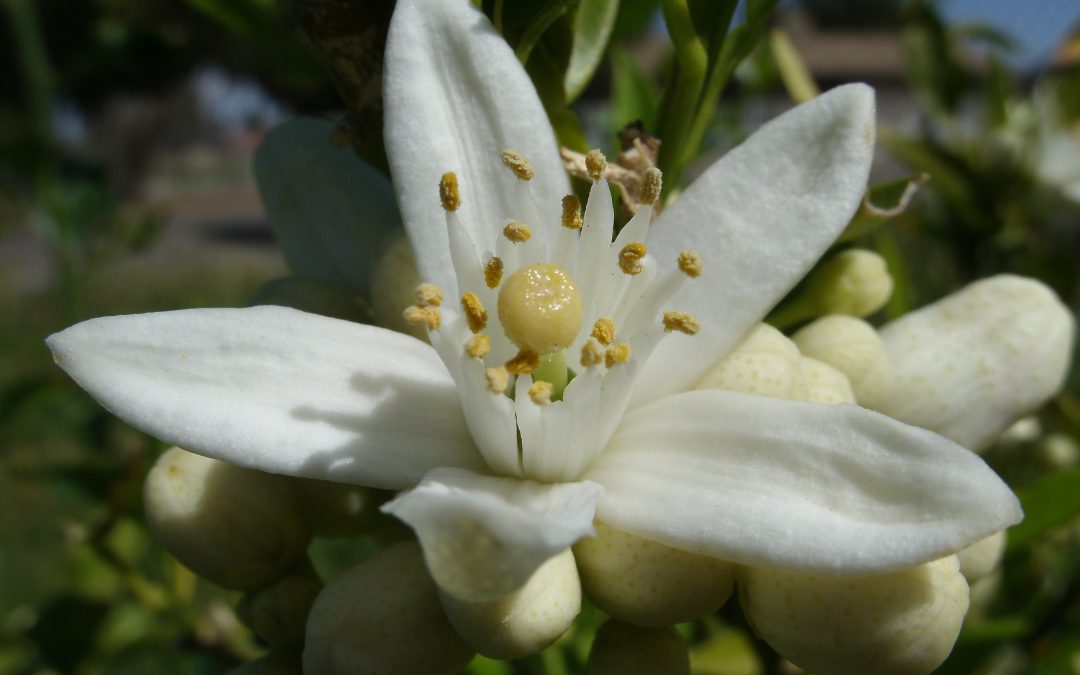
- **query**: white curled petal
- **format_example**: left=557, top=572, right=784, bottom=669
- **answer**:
left=384, top=0, right=568, bottom=294
left=46, top=306, right=484, bottom=489
left=254, top=118, right=399, bottom=296
left=383, top=467, right=602, bottom=602
left=586, top=389, right=1022, bottom=574
left=875, top=274, right=1075, bottom=451
left=637, top=84, right=876, bottom=405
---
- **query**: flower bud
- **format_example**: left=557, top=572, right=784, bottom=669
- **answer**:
left=875, top=275, right=1074, bottom=452
left=695, top=324, right=808, bottom=400
left=587, top=620, right=690, bottom=675
left=237, top=574, right=321, bottom=648
left=799, top=357, right=856, bottom=404
left=804, top=249, right=893, bottom=318
left=303, top=541, right=474, bottom=675
left=793, top=315, right=891, bottom=407
left=574, top=522, right=734, bottom=627
left=371, top=233, right=425, bottom=339
left=1040, top=433, right=1079, bottom=468
left=292, top=477, right=383, bottom=537
left=438, top=548, right=580, bottom=659
left=956, top=531, right=1005, bottom=582
left=740, top=556, right=969, bottom=675
left=144, top=447, right=310, bottom=590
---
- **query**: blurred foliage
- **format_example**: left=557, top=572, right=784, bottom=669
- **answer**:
left=1, top=0, right=1080, bottom=672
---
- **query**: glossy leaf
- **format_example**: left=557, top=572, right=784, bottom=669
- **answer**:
left=565, top=0, right=621, bottom=101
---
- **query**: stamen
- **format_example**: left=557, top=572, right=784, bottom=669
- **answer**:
left=403, top=305, right=441, bottom=331
left=485, top=367, right=509, bottom=395
left=585, top=149, right=607, bottom=181
left=415, top=282, right=443, bottom=307
left=591, top=317, right=615, bottom=346
left=460, top=292, right=488, bottom=333
left=561, top=195, right=583, bottom=230
left=503, top=220, right=532, bottom=243
left=640, top=167, right=663, bottom=205
left=528, top=381, right=554, bottom=406
left=465, top=334, right=491, bottom=359
left=618, top=242, right=647, bottom=275
left=500, top=149, right=535, bottom=181
left=605, top=342, right=632, bottom=368
left=506, top=349, right=540, bottom=375
left=484, top=256, right=504, bottom=289
left=439, top=172, right=460, bottom=212
left=678, top=250, right=703, bottom=278
left=580, top=339, right=604, bottom=368
left=663, top=311, right=700, bottom=335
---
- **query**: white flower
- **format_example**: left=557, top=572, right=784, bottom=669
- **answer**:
left=47, top=0, right=1025, bottom=666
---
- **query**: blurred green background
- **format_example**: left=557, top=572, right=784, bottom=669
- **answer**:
left=2, top=0, right=1079, bottom=673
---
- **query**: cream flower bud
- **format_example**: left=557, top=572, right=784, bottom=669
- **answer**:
left=438, top=549, right=580, bottom=659
left=793, top=315, right=891, bottom=408
left=956, top=531, right=1006, bottom=582
left=799, top=357, right=857, bottom=404
left=371, top=233, right=425, bottom=340
left=237, top=574, right=321, bottom=648
left=695, top=324, right=807, bottom=400
left=741, top=556, right=969, bottom=675
left=292, top=477, right=382, bottom=537
left=805, top=249, right=893, bottom=317
left=874, top=275, right=1074, bottom=452
left=574, top=522, right=734, bottom=627
left=303, top=541, right=474, bottom=675
left=144, top=447, right=310, bottom=590
left=587, top=620, right=690, bottom=675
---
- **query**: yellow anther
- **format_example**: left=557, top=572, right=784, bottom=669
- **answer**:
left=503, top=220, right=532, bottom=243
left=465, top=334, right=491, bottom=359
left=506, top=349, right=540, bottom=375
left=591, top=317, right=615, bottom=345
left=640, top=167, right=663, bottom=205
left=528, top=381, right=554, bottom=406
left=500, top=149, right=535, bottom=181
left=678, top=250, right=703, bottom=278
left=484, top=256, right=504, bottom=289
left=439, top=172, right=460, bottom=212
left=605, top=342, right=632, bottom=368
left=618, top=242, right=647, bottom=275
left=580, top=339, right=604, bottom=368
left=403, top=305, right=441, bottom=331
left=585, top=149, right=607, bottom=181
left=561, top=194, right=583, bottom=230
left=498, top=263, right=583, bottom=355
left=460, top=292, right=488, bottom=333
left=663, top=311, right=701, bottom=335
left=415, top=282, right=443, bottom=307
left=485, top=367, right=509, bottom=395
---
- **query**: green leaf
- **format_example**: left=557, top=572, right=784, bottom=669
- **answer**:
left=1006, top=466, right=1080, bottom=552
left=249, top=276, right=372, bottom=323
left=610, top=48, right=659, bottom=131
left=565, top=0, right=621, bottom=101
left=527, top=26, right=591, bottom=152
left=838, top=173, right=928, bottom=243
left=254, top=118, right=400, bottom=298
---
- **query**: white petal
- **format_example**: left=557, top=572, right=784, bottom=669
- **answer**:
left=254, top=117, right=399, bottom=296
left=875, top=275, right=1075, bottom=451
left=46, top=306, right=484, bottom=489
left=384, top=0, right=569, bottom=294
left=636, top=84, right=876, bottom=405
left=586, top=389, right=1021, bottom=574
left=383, top=467, right=602, bottom=602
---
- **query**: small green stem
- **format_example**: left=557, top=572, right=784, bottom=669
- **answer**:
left=533, top=351, right=569, bottom=401
left=4, top=0, right=56, bottom=150
left=657, top=0, right=709, bottom=189
left=764, top=296, right=815, bottom=331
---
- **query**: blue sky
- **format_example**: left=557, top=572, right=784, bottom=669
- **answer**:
left=935, top=0, right=1080, bottom=71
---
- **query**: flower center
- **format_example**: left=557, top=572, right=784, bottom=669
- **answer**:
left=497, top=263, right=582, bottom=356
